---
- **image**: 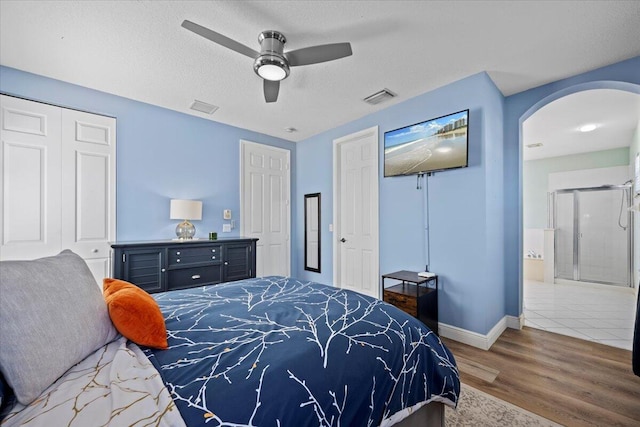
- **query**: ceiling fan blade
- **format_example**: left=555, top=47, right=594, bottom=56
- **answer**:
left=181, top=20, right=260, bottom=59
left=264, top=79, right=280, bottom=103
left=285, top=42, right=352, bottom=66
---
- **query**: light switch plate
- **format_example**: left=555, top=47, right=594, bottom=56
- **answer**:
left=222, top=223, right=231, bottom=232
left=223, top=209, right=232, bottom=220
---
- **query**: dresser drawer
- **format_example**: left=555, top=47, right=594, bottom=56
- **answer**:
left=384, top=290, right=417, bottom=317
left=167, top=265, right=223, bottom=289
left=168, top=245, right=221, bottom=267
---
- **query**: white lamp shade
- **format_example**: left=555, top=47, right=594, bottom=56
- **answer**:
left=170, top=199, right=202, bottom=220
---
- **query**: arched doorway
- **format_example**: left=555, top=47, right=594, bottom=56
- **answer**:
left=518, top=83, right=640, bottom=349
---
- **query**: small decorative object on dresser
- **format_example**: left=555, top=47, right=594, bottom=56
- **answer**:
left=382, top=270, right=438, bottom=334
left=111, top=238, right=257, bottom=293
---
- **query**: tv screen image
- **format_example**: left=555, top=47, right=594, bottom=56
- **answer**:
left=384, top=109, right=469, bottom=177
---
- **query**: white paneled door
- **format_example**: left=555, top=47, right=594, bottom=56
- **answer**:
left=61, top=109, right=116, bottom=283
left=1, top=96, right=62, bottom=260
left=0, top=95, right=116, bottom=286
left=240, top=140, right=290, bottom=277
left=333, top=126, right=379, bottom=298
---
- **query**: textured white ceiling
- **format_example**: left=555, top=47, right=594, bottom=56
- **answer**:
left=523, top=89, right=640, bottom=161
left=1, top=1, right=639, bottom=142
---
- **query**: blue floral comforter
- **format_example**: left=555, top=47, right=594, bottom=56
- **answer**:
left=145, top=276, right=459, bottom=427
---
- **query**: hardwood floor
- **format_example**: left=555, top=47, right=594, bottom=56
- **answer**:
left=443, top=326, right=640, bottom=427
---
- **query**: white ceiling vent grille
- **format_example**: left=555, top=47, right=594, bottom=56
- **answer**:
left=526, top=142, right=543, bottom=148
left=190, top=100, right=219, bottom=114
left=363, top=88, right=396, bottom=105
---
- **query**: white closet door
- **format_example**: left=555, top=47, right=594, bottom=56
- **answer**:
left=61, top=109, right=116, bottom=284
left=0, top=95, right=62, bottom=260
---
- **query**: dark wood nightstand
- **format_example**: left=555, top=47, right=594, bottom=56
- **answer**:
left=382, top=270, right=438, bottom=335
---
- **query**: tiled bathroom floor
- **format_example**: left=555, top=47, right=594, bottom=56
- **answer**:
left=523, top=279, right=637, bottom=350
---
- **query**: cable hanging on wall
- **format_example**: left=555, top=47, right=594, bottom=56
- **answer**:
left=423, top=173, right=431, bottom=272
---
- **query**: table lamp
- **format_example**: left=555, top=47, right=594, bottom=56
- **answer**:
left=170, top=199, right=202, bottom=240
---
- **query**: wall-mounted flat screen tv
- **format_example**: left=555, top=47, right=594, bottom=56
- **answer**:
left=384, top=109, right=469, bottom=177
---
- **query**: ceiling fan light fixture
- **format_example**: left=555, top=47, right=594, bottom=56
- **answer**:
left=258, top=64, right=287, bottom=81
left=254, top=55, right=289, bottom=81
left=181, top=21, right=352, bottom=103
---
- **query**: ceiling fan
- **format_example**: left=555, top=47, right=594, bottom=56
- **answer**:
left=181, top=20, right=353, bottom=103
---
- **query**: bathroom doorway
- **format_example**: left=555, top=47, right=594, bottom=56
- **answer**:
left=522, top=88, right=639, bottom=350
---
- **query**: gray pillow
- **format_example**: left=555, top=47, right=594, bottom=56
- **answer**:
left=0, top=250, right=118, bottom=405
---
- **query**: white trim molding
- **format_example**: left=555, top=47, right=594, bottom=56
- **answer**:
left=440, top=315, right=522, bottom=350
left=506, top=314, right=524, bottom=330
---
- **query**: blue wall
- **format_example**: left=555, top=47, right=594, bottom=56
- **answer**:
left=296, top=72, right=506, bottom=334
left=4, top=54, right=638, bottom=337
left=0, top=66, right=297, bottom=264
left=503, top=56, right=640, bottom=317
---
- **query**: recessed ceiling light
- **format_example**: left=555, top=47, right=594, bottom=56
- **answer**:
left=526, top=143, right=543, bottom=148
left=578, top=124, right=597, bottom=132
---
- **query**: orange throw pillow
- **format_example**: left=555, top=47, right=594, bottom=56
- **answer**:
left=103, top=277, right=140, bottom=299
left=102, top=279, right=168, bottom=349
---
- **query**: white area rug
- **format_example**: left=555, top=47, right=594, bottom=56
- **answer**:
left=445, top=383, right=563, bottom=427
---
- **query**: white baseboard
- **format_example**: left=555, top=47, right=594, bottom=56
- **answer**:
left=440, top=314, right=522, bottom=350
left=506, top=313, right=524, bottom=330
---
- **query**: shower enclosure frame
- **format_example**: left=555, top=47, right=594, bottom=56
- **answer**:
left=551, top=184, right=633, bottom=287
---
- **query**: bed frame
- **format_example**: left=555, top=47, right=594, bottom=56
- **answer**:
left=392, top=402, right=445, bottom=427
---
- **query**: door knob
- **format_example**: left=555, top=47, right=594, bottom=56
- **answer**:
left=340, top=238, right=346, bottom=243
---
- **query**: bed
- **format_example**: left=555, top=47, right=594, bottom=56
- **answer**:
left=0, top=251, right=459, bottom=426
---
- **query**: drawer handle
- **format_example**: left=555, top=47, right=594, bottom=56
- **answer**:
left=91, top=248, right=99, bottom=253
left=224, top=262, right=228, bottom=265
left=211, top=249, right=216, bottom=253
left=176, top=259, right=180, bottom=263
left=212, top=256, right=216, bottom=260
left=191, top=274, right=201, bottom=280
left=176, top=251, right=181, bottom=255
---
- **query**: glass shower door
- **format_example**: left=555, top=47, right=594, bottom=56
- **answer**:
left=554, top=191, right=575, bottom=280
left=578, top=188, right=629, bottom=286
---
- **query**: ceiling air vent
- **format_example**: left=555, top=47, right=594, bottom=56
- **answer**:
left=190, top=100, right=219, bottom=115
left=526, top=143, right=543, bottom=148
left=363, top=88, right=396, bottom=105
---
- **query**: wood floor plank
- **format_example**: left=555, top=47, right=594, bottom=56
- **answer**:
left=455, top=355, right=499, bottom=383
left=443, top=326, right=640, bottom=427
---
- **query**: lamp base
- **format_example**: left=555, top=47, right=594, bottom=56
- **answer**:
left=175, top=220, right=196, bottom=240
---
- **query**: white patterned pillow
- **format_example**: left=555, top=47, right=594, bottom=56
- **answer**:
left=0, top=250, right=118, bottom=405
